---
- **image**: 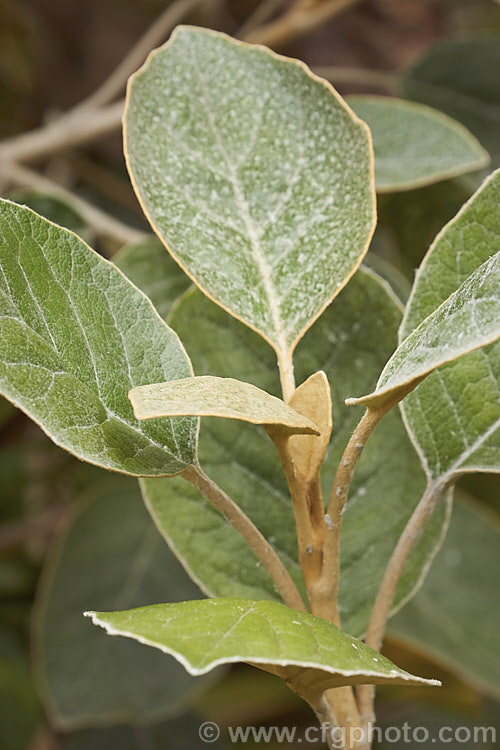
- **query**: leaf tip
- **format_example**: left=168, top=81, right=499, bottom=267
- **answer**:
left=345, top=396, right=362, bottom=407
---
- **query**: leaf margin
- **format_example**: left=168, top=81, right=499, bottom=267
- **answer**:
left=122, top=23, right=377, bottom=363
left=85, top=598, right=440, bottom=687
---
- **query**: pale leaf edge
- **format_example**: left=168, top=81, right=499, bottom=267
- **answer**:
left=84, top=610, right=439, bottom=687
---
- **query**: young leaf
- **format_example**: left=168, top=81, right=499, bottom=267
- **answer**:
left=34, top=479, right=215, bottom=727
left=0, top=199, right=197, bottom=477
left=86, top=599, right=439, bottom=693
left=129, top=376, right=319, bottom=436
left=124, top=25, right=376, bottom=367
left=142, top=270, right=449, bottom=636
left=348, top=96, right=489, bottom=192
left=288, top=371, right=332, bottom=483
left=348, top=252, right=500, bottom=411
left=390, top=498, right=500, bottom=699
left=398, top=170, right=500, bottom=480
left=114, top=236, right=191, bottom=320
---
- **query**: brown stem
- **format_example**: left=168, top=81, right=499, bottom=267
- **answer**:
left=69, top=155, right=145, bottom=215
left=357, top=478, right=449, bottom=731
left=0, top=101, right=123, bottom=165
left=273, top=435, right=325, bottom=605
left=182, top=464, right=307, bottom=612
left=315, top=687, right=364, bottom=750
left=245, top=0, right=360, bottom=47
left=4, top=162, right=146, bottom=245
left=27, top=724, right=59, bottom=750
left=311, top=408, right=385, bottom=625
left=75, top=0, right=204, bottom=112
left=355, top=684, right=375, bottom=739
left=0, top=0, right=367, bottom=188
left=0, top=0, right=201, bottom=172
left=0, top=1, right=360, bottom=169
left=277, top=350, right=296, bottom=403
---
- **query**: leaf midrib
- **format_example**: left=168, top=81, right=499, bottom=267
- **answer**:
left=200, top=602, right=259, bottom=665
left=2, top=216, right=184, bottom=465
left=188, top=37, right=288, bottom=354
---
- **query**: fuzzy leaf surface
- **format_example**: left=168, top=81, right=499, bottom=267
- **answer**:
left=348, top=96, right=488, bottom=192
left=399, top=170, right=500, bottom=480
left=86, top=599, right=438, bottom=689
left=349, top=252, right=500, bottom=410
left=0, top=200, right=197, bottom=476
left=130, top=376, right=319, bottom=435
left=124, top=26, right=375, bottom=357
left=142, top=269, right=448, bottom=636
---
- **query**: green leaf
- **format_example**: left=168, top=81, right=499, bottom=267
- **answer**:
left=390, top=497, right=500, bottom=699
left=114, top=236, right=191, bottom=320
left=34, top=479, right=217, bottom=728
left=142, top=269, right=449, bottom=636
left=0, top=199, right=197, bottom=477
left=130, top=376, right=319, bottom=435
left=124, top=26, right=376, bottom=360
left=86, top=599, right=439, bottom=694
left=348, top=96, right=489, bottom=192
left=348, top=252, right=500, bottom=410
left=399, top=170, right=500, bottom=480
left=401, top=35, right=500, bottom=182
